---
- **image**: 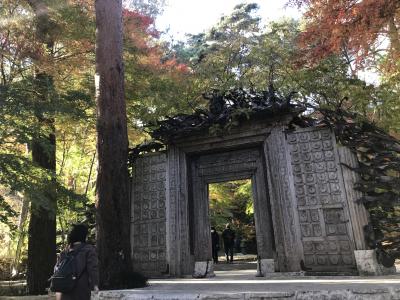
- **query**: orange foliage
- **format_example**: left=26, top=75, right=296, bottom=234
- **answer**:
left=292, top=0, right=400, bottom=70
left=123, top=8, right=189, bottom=75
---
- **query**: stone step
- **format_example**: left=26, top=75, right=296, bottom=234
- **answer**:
left=92, top=274, right=400, bottom=300
left=92, top=288, right=400, bottom=300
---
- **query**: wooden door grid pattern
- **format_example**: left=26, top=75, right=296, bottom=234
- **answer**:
left=195, top=148, right=259, bottom=178
left=287, top=128, right=356, bottom=271
left=131, top=153, right=167, bottom=275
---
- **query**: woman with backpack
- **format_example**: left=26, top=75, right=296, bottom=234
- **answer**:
left=53, top=224, right=99, bottom=300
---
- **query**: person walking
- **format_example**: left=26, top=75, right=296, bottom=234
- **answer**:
left=54, top=224, right=99, bottom=300
left=211, top=227, right=220, bottom=264
left=222, top=224, right=235, bottom=263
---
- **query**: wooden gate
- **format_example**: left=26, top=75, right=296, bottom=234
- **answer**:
left=287, top=128, right=357, bottom=272
left=130, top=153, right=167, bottom=276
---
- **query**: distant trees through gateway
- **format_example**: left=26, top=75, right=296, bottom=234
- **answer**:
left=208, top=180, right=258, bottom=256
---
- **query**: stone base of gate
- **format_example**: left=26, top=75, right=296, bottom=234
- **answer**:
left=192, top=261, right=215, bottom=278
left=92, top=274, right=400, bottom=300
left=256, top=259, right=275, bottom=276
left=354, top=250, right=397, bottom=276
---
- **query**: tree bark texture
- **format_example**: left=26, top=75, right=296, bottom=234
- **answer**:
left=25, top=0, right=57, bottom=294
left=27, top=132, right=57, bottom=294
left=95, top=0, right=132, bottom=288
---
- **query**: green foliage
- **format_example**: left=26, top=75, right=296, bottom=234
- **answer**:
left=170, top=5, right=400, bottom=135
left=0, top=3, right=98, bottom=287
left=209, top=180, right=255, bottom=242
left=123, top=0, right=166, bottom=18
left=123, top=9, right=195, bottom=128
left=0, top=73, right=93, bottom=216
left=373, top=78, right=400, bottom=133
left=0, top=194, right=17, bottom=230
left=183, top=3, right=262, bottom=91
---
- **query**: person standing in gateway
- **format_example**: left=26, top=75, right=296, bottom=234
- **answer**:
left=222, top=224, right=235, bottom=263
left=211, top=227, right=220, bottom=264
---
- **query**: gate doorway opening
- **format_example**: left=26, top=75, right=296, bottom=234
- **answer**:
left=208, top=179, right=258, bottom=272
left=187, top=147, right=276, bottom=276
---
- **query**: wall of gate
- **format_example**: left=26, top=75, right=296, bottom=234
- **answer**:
left=129, top=122, right=367, bottom=276
left=286, top=127, right=357, bottom=272
left=130, top=153, right=167, bottom=276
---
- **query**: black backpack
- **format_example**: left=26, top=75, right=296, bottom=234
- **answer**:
left=50, top=243, right=86, bottom=293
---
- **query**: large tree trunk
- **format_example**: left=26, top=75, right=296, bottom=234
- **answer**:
left=25, top=0, right=57, bottom=294
left=27, top=129, right=57, bottom=294
left=27, top=209, right=56, bottom=293
left=95, top=0, right=132, bottom=288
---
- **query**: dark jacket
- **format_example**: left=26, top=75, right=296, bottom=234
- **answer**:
left=222, top=228, right=235, bottom=246
left=58, top=243, right=99, bottom=300
left=211, top=231, right=220, bottom=250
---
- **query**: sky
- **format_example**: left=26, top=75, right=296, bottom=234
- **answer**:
left=155, top=0, right=301, bottom=40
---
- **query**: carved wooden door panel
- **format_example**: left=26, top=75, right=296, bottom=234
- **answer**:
left=287, top=128, right=356, bottom=272
left=131, top=153, right=167, bottom=276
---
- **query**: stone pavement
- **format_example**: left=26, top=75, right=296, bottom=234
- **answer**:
left=93, top=267, right=400, bottom=300
left=0, top=296, right=51, bottom=300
